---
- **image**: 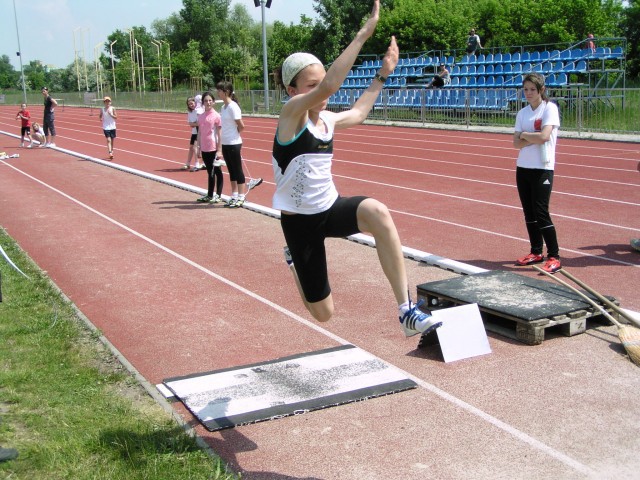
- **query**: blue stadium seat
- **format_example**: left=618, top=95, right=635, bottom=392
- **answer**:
left=512, top=52, right=521, bottom=63
left=477, top=64, right=485, bottom=74
left=484, top=53, right=494, bottom=64
left=562, top=61, right=575, bottom=72
left=477, top=53, right=486, bottom=64
left=485, top=75, right=495, bottom=87
left=575, top=60, right=587, bottom=73
left=529, top=51, right=540, bottom=62
left=540, top=50, right=550, bottom=62
left=571, top=49, right=584, bottom=60
left=542, top=62, right=553, bottom=73
left=477, top=76, right=486, bottom=86
left=485, top=64, right=494, bottom=74
left=494, top=75, right=504, bottom=86
left=552, top=61, right=563, bottom=72
left=512, top=63, right=523, bottom=74
left=560, top=49, right=572, bottom=60
left=494, top=53, right=503, bottom=64
left=549, top=49, right=561, bottom=60
left=494, top=64, right=503, bottom=74
left=468, top=65, right=477, bottom=74
left=503, top=64, right=513, bottom=74
left=502, top=53, right=511, bottom=64
left=520, top=51, right=530, bottom=63
left=610, top=46, right=624, bottom=59
left=522, top=63, right=532, bottom=73
left=450, top=76, right=460, bottom=86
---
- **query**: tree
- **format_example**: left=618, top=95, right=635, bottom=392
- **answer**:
left=622, top=0, right=640, bottom=80
left=0, top=55, right=19, bottom=89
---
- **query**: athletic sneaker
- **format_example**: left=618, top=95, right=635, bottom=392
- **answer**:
left=283, top=246, right=293, bottom=266
left=399, top=299, right=443, bottom=337
left=109, top=152, right=114, bottom=160
left=515, top=253, right=544, bottom=266
left=196, top=195, right=212, bottom=203
left=182, top=164, right=190, bottom=170
left=631, top=238, right=640, bottom=252
left=226, top=197, right=245, bottom=208
left=541, top=257, right=561, bottom=274
left=27, top=144, right=33, bottom=149
left=247, top=177, right=263, bottom=191
left=48, top=143, right=56, bottom=148
left=211, top=194, right=223, bottom=203
left=19, top=143, right=24, bottom=148
left=213, top=158, right=226, bottom=167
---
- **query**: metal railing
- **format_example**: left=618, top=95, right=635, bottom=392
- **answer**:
left=3, top=87, right=638, bottom=137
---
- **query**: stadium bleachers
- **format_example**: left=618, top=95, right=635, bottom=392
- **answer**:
left=332, top=45, right=625, bottom=110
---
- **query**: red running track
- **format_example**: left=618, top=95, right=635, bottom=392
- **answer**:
left=2, top=105, right=638, bottom=310
left=1, top=105, right=640, bottom=480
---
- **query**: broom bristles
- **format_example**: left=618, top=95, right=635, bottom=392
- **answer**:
left=618, top=325, right=640, bottom=366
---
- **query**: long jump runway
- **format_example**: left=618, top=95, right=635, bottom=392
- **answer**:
left=1, top=107, right=640, bottom=479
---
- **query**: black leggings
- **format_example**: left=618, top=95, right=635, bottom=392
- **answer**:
left=222, top=144, right=245, bottom=184
left=202, top=151, right=223, bottom=197
left=516, top=167, right=559, bottom=258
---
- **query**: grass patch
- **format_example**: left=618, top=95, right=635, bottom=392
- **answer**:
left=0, top=229, right=238, bottom=480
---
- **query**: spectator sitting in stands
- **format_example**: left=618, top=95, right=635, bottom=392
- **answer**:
left=587, top=33, right=595, bottom=53
left=425, top=64, right=450, bottom=89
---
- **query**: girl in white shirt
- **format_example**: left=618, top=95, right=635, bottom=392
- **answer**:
left=99, top=97, right=117, bottom=160
left=513, top=73, right=562, bottom=273
left=184, top=97, right=203, bottom=171
left=271, top=0, right=442, bottom=338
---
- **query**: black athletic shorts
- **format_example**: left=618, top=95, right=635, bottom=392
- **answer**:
left=280, top=195, right=367, bottom=303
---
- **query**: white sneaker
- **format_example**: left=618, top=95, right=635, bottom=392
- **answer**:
left=213, top=158, right=226, bottom=167
left=47, top=143, right=56, bottom=148
left=399, top=299, right=443, bottom=337
left=19, top=143, right=24, bottom=148
left=27, top=144, right=33, bottom=149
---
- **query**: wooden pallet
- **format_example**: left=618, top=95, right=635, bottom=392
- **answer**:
left=417, top=271, right=617, bottom=346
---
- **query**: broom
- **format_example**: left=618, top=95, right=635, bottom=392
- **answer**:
left=559, top=268, right=640, bottom=329
left=533, top=266, right=640, bottom=367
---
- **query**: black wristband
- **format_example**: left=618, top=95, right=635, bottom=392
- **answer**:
left=373, top=72, right=387, bottom=83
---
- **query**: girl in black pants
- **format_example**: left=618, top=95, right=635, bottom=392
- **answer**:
left=196, top=92, right=224, bottom=203
left=513, top=73, right=562, bottom=273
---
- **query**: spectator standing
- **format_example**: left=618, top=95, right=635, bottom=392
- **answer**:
left=587, top=33, right=596, bottom=53
left=466, top=28, right=482, bottom=56
left=196, top=92, right=223, bottom=203
left=99, top=96, right=117, bottom=160
left=183, top=97, right=204, bottom=171
left=216, top=80, right=262, bottom=208
left=41, top=87, right=58, bottom=147
left=15, top=103, right=33, bottom=148
left=513, top=73, right=562, bottom=274
left=272, top=0, right=442, bottom=337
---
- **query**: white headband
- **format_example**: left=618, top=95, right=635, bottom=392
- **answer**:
left=282, top=52, right=323, bottom=87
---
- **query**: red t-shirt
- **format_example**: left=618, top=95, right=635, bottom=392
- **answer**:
left=17, top=109, right=31, bottom=127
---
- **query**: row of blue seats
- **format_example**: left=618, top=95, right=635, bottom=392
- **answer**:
left=343, top=72, right=570, bottom=89
left=456, top=47, right=623, bottom=65
left=358, top=46, right=624, bottom=71
left=329, top=88, right=520, bottom=110
left=451, top=60, right=588, bottom=76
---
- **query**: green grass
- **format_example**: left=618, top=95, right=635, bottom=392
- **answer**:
left=0, top=229, right=238, bottom=480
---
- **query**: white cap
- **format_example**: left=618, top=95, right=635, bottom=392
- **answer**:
left=282, top=52, right=323, bottom=87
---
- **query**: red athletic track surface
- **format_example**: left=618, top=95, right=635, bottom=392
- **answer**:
left=1, top=105, right=639, bottom=480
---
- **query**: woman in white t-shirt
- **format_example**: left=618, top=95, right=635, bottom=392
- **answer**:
left=513, top=73, right=562, bottom=273
left=216, top=81, right=262, bottom=208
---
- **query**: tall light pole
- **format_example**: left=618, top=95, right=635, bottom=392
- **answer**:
left=254, top=0, right=272, bottom=111
left=12, top=0, right=27, bottom=103
left=125, top=29, right=136, bottom=92
left=73, top=27, right=83, bottom=94
left=110, top=40, right=117, bottom=97
left=94, top=42, right=103, bottom=99
left=136, top=41, right=145, bottom=93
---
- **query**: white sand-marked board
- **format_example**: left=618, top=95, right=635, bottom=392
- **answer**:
left=161, top=345, right=417, bottom=431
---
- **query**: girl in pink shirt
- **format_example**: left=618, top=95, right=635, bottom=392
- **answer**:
left=196, top=92, right=223, bottom=203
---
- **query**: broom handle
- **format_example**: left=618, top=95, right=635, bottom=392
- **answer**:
left=559, top=269, right=640, bottom=329
left=532, top=266, right=622, bottom=328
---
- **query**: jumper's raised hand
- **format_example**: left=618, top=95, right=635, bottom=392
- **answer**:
left=379, top=36, right=399, bottom=78
left=357, top=0, right=381, bottom=42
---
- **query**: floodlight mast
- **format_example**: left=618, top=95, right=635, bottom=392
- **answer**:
left=12, top=0, right=27, bottom=103
left=255, top=0, right=272, bottom=111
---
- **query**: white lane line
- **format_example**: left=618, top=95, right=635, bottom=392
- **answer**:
left=1, top=159, right=598, bottom=477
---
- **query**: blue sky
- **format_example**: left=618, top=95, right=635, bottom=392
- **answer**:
left=1, top=0, right=316, bottom=70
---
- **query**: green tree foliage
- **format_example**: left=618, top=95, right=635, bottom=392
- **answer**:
left=623, top=0, right=640, bottom=80
left=0, top=54, right=20, bottom=89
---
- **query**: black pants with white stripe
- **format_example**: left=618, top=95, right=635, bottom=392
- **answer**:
left=516, top=167, right=559, bottom=258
